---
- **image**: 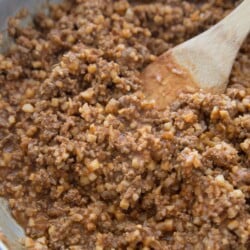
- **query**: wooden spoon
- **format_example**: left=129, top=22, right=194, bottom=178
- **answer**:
left=0, top=198, right=25, bottom=250
left=141, top=0, right=250, bottom=109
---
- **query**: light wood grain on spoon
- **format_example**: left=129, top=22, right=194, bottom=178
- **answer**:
left=142, top=0, right=250, bottom=109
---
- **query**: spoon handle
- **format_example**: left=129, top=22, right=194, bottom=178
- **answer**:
left=172, top=0, right=250, bottom=92
left=207, top=0, right=250, bottom=59
left=180, top=0, right=250, bottom=66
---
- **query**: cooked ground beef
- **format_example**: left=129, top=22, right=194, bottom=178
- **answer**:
left=0, top=0, right=249, bottom=249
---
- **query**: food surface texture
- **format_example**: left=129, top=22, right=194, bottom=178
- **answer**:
left=0, top=0, right=249, bottom=249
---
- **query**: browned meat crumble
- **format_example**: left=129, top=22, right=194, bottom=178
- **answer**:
left=0, top=0, right=249, bottom=249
